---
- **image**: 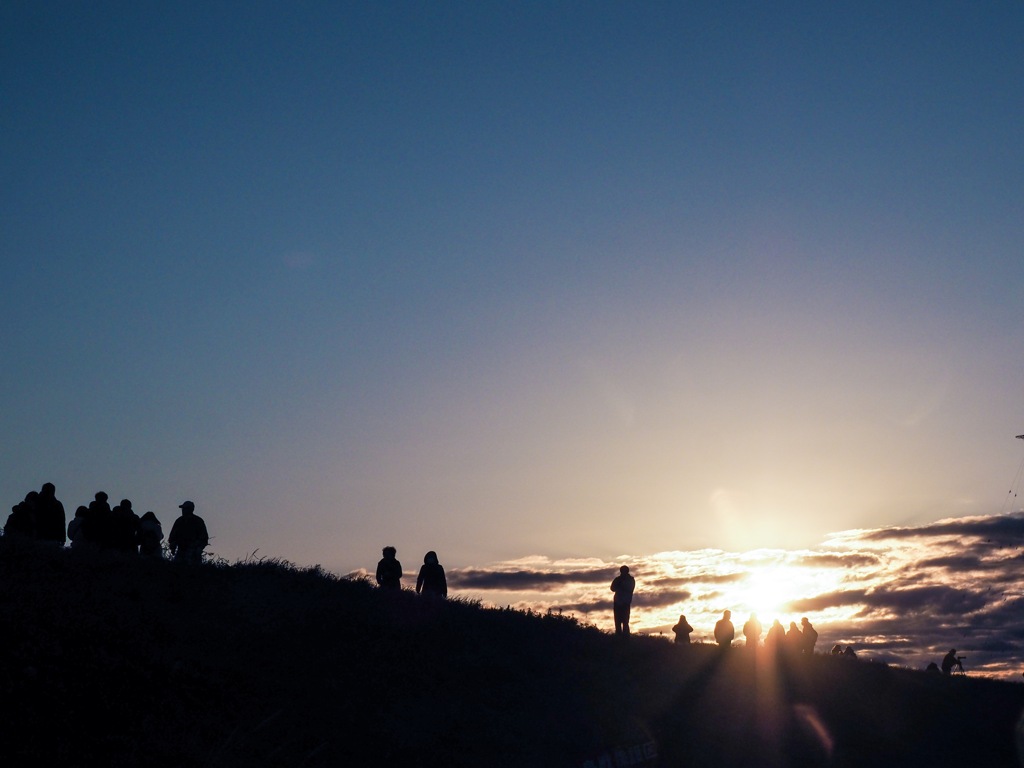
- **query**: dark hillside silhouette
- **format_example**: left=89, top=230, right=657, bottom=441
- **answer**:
left=1, top=540, right=1023, bottom=767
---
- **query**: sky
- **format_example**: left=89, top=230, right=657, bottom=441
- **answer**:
left=3, top=3, right=1023, bottom=676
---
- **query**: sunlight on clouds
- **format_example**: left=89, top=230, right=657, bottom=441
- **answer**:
left=447, top=513, right=1024, bottom=678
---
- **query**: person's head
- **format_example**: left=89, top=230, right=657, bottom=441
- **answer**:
left=424, top=550, right=438, bottom=564
left=801, top=617, right=810, bottom=626
left=95, top=491, right=108, bottom=502
left=75, top=506, right=87, bottom=518
left=790, top=622, right=799, bottom=630
left=141, top=511, right=159, bottom=522
left=619, top=565, right=630, bottom=575
left=179, top=500, right=195, bottom=515
left=121, top=499, right=132, bottom=510
left=723, top=610, right=731, bottom=619
left=382, top=546, right=396, bottom=558
left=949, top=648, right=957, bottom=655
left=41, top=482, right=55, bottom=496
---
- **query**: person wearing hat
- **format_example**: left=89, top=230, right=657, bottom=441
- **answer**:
left=168, top=500, right=209, bottom=564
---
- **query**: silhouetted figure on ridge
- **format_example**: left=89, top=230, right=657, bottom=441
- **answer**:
left=743, top=612, right=762, bottom=648
left=376, top=546, right=402, bottom=589
left=765, top=619, right=785, bottom=652
left=843, top=645, right=857, bottom=659
left=138, top=511, right=164, bottom=557
left=109, top=499, right=141, bottom=554
left=84, top=492, right=112, bottom=547
left=801, top=617, right=818, bottom=655
left=416, top=550, right=448, bottom=598
left=831, top=644, right=843, bottom=656
left=672, top=614, right=693, bottom=644
left=714, top=610, right=735, bottom=648
left=4, top=498, right=35, bottom=539
left=168, top=501, right=209, bottom=564
left=941, top=648, right=959, bottom=675
left=610, top=565, right=636, bottom=635
left=35, top=483, right=66, bottom=545
left=67, top=506, right=89, bottom=548
left=785, top=621, right=802, bottom=654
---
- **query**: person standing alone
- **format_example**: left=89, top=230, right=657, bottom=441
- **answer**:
left=168, top=501, right=209, bottom=564
left=610, top=565, right=636, bottom=635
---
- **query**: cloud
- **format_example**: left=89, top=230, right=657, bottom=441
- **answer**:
left=448, top=567, right=611, bottom=591
left=425, top=514, right=1024, bottom=677
left=796, top=552, right=882, bottom=569
left=860, top=513, right=1024, bottom=543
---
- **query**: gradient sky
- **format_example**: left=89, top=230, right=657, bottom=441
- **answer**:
left=3, top=4, right=1023, bottom=673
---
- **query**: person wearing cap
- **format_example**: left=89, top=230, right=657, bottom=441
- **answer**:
left=168, top=500, right=209, bottom=564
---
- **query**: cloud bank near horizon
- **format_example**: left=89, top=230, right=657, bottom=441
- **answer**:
left=347, top=513, right=1024, bottom=677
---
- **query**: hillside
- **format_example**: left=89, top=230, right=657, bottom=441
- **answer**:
left=2, top=541, right=1023, bottom=767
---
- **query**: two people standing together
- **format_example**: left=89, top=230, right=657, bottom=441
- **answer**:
left=375, top=546, right=448, bottom=598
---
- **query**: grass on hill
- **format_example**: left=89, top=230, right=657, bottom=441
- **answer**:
left=2, top=540, right=1023, bottom=767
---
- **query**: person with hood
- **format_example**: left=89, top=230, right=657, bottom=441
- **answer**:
left=765, top=619, right=786, bottom=652
left=137, top=512, right=164, bottom=557
left=610, top=565, right=636, bottom=635
left=672, top=614, right=693, bottom=644
left=376, top=546, right=402, bottom=589
left=168, top=500, right=209, bottom=564
left=714, top=610, right=735, bottom=648
left=416, top=550, right=448, bottom=598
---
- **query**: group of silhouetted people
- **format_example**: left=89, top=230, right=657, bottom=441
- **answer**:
left=668, top=609, right=821, bottom=656
left=4, top=483, right=209, bottom=563
left=375, top=546, right=448, bottom=598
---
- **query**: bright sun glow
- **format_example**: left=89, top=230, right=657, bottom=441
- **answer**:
left=727, top=564, right=837, bottom=621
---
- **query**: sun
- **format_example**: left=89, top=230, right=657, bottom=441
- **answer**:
left=726, top=563, right=829, bottom=622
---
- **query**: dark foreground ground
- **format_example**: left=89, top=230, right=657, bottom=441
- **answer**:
left=2, top=541, right=1023, bottom=767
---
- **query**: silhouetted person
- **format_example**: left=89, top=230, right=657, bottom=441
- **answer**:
left=926, top=662, right=940, bottom=674
left=672, top=614, right=693, bottom=644
left=941, top=648, right=958, bottom=675
left=765, top=619, right=786, bottom=652
left=610, top=565, right=636, bottom=635
left=785, top=621, right=802, bottom=654
left=109, top=499, right=140, bottom=554
left=843, top=645, right=857, bottom=659
left=84, top=492, right=112, bottom=547
left=137, top=512, right=164, bottom=557
left=801, top=617, right=818, bottom=655
left=376, top=546, right=402, bottom=589
left=830, top=644, right=843, bottom=656
left=4, top=500, right=34, bottom=539
left=743, top=612, right=762, bottom=648
left=416, top=550, right=448, bottom=598
left=714, top=610, right=735, bottom=648
left=168, top=501, right=209, bottom=564
left=35, top=483, right=66, bottom=545
left=67, top=506, right=89, bottom=548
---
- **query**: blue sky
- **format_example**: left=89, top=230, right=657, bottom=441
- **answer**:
left=3, top=3, right=1023, bottom=666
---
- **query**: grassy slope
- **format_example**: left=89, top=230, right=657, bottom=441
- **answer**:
left=2, top=542, right=1022, bottom=768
